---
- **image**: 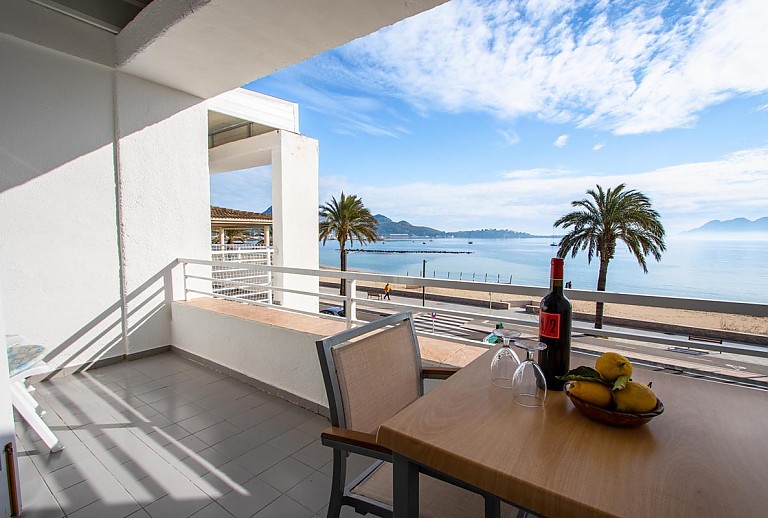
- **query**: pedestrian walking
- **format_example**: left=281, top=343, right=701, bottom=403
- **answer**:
left=384, top=283, right=392, bottom=300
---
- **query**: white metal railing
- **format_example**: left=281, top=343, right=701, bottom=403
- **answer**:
left=180, top=258, right=768, bottom=360
left=209, top=247, right=273, bottom=304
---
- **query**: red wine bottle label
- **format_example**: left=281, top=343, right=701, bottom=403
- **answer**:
left=539, top=311, right=561, bottom=339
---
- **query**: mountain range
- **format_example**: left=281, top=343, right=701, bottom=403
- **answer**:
left=685, top=217, right=768, bottom=234
left=373, top=214, right=538, bottom=238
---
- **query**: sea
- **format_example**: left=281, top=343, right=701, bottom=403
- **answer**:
left=319, top=237, right=768, bottom=304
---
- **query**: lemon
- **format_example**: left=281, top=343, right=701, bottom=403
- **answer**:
left=569, top=381, right=613, bottom=408
left=595, top=352, right=633, bottom=382
left=614, top=381, right=657, bottom=413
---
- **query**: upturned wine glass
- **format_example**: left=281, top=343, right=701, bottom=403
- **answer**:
left=490, top=328, right=521, bottom=388
left=512, top=340, right=548, bottom=407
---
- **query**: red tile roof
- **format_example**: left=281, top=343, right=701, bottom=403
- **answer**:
left=210, top=205, right=271, bottom=222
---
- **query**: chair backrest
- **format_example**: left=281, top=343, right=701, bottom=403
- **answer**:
left=316, top=312, right=423, bottom=434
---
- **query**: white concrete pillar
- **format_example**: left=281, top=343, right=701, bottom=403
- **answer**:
left=271, top=131, right=319, bottom=312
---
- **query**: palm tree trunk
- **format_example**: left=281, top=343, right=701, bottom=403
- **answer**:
left=594, top=258, right=610, bottom=329
left=339, top=245, right=346, bottom=296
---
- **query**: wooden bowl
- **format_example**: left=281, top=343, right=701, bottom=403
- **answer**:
left=564, top=383, right=664, bottom=428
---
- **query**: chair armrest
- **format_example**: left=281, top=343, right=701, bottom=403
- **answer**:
left=321, top=427, right=392, bottom=457
left=421, top=366, right=459, bottom=380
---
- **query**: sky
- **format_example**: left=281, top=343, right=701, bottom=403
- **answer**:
left=210, top=0, right=768, bottom=236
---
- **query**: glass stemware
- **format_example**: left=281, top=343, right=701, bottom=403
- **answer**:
left=490, top=328, right=521, bottom=388
left=512, top=340, right=548, bottom=407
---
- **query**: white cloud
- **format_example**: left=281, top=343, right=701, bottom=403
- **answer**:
left=338, top=0, right=768, bottom=134
left=592, top=143, right=605, bottom=151
left=501, top=168, right=572, bottom=179
left=757, top=103, right=768, bottom=111
left=498, top=129, right=520, bottom=145
left=553, top=134, right=569, bottom=147
left=346, top=146, right=768, bottom=235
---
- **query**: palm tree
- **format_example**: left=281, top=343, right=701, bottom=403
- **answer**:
left=319, top=192, right=378, bottom=295
left=555, top=184, right=666, bottom=329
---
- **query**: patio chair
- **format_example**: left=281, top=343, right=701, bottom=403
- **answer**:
left=316, top=312, right=517, bottom=518
left=6, top=335, right=64, bottom=453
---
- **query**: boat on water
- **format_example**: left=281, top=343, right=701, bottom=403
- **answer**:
left=468, top=241, right=473, bottom=244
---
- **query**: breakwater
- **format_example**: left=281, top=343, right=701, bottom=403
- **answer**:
left=347, top=249, right=473, bottom=254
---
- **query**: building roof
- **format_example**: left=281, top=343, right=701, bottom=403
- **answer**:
left=211, top=206, right=271, bottom=230
left=211, top=205, right=271, bottom=221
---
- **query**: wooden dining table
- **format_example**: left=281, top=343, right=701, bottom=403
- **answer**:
left=376, top=348, right=768, bottom=517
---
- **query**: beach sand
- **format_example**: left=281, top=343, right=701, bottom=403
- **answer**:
left=320, top=270, right=768, bottom=336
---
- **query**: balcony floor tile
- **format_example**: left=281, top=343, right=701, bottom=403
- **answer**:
left=15, top=352, right=361, bottom=518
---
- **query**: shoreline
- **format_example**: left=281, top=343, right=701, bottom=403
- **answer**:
left=319, top=267, right=768, bottom=337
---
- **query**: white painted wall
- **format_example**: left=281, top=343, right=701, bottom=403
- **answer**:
left=0, top=35, right=124, bottom=370
left=115, top=73, right=210, bottom=354
left=272, top=131, right=320, bottom=312
left=171, top=302, right=328, bottom=407
left=0, top=36, right=212, bottom=369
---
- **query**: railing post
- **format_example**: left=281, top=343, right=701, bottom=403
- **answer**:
left=182, top=261, right=188, bottom=301
left=346, top=278, right=357, bottom=328
left=267, top=248, right=273, bottom=305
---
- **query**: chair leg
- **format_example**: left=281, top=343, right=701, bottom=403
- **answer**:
left=10, top=382, right=63, bottom=453
left=327, top=449, right=347, bottom=518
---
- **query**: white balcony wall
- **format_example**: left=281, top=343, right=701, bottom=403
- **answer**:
left=0, top=36, right=211, bottom=370
left=0, top=36, right=123, bottom=370
left=171, top=302, right=328, bottom=408
left=115, top=73, right=210, bottom=354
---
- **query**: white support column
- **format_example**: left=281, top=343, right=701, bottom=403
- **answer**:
left=271, top=130, right=319, bottom=312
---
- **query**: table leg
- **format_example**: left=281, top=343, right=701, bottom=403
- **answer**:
left=485, top=496, right=501, bottom=518
left=393, top=453, right=419, bottom=517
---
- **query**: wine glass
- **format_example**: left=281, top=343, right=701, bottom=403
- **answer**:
left=512, top=340, right=548, bottom=407
left=490, top=328, right=521, bottom=388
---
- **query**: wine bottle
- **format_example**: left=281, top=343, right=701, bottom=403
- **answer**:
left=537, top=258, right=572, bottom=391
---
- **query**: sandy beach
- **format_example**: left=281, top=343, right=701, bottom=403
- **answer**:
left=320, top=269, right=768, bottom=336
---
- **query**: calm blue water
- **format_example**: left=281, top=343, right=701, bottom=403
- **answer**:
left=319, top=237, right=768, bottom=303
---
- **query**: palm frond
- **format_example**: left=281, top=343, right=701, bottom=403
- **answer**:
left=318, top=192, right=379, bottom=262
left=555, top=183, right=665, bottom=273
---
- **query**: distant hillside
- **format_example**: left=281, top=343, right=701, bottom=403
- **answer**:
left=374, top=214, right=444, bottom=237
left=685, top=217, right=768, bottom=234
left=372, top=214, right=540, bottom=238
